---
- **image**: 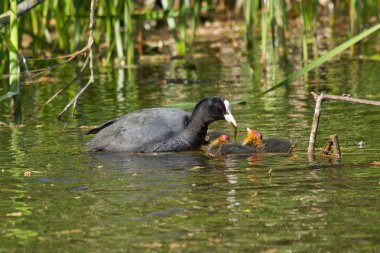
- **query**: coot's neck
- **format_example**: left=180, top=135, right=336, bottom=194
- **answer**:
left=187, top=116, right=209, bottom=136
left=184, top=112, right=212, bottom=144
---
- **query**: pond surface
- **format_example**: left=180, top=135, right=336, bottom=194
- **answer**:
left=1, top=39, right=380, bottom=252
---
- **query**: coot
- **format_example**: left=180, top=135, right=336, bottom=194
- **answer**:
left=204, top=131, right=224, bottom=145
left=207, top=134, right=258, bottom=156
left=86, top=96, right=237, bottom=152
left=244, top=128, right=294, bottom=153
left=242, top=128, right=263, bottom=146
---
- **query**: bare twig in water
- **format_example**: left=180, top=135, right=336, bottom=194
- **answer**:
left=308, top=92, right=380, bottom=159
left=22, top=45, right=91, bottom=92
left=57, top=0, right=98, bottom=119
left=28, top=1, right=97, bottom=117
left=330, top=134, right=341, bottom=159
left=311, top=92, right=380, bottom=106
left=0, top=0, right=46, bottom=28
left=321, top=135, right=341, bottom=159
left=321, top=140, right=333, bottom=155
left=287, top=144, right=296, bottom=154
left=29, top=56, right=90, bottom=116
left=308, top=93, right=324, bottom=161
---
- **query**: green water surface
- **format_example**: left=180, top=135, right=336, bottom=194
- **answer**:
left=1, top=46, right=380, bottom=252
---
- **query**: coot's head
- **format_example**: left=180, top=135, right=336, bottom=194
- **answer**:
left=212, top=134, right=231, bottom=146
left=242, top=128, right=263, bottom=147
left=191, top=97, right=237, bottom=127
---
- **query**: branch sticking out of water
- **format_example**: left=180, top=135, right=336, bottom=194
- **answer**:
left=29, top=55, right=90, bottom=116
left=308, top=92, right=380, bottom=160
left=330, top=134, right=341, bottom=159
left=57, top=0, right=98, bottom=119
left=311, top=92, right=380, bottom=106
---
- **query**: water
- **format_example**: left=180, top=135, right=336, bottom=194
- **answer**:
left=1, top=47, right=380, bottom=252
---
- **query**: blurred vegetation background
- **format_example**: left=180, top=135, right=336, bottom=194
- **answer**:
left=0, top=0, right=379, bottom=117
left=1, top=0, right=379, bottom=66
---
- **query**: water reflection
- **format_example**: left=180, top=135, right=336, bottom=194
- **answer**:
left=88, top=151, right=212, bottom=173
left=2, top=128, right=36, bottom=241
left=0, top=38, right=380, bottom=251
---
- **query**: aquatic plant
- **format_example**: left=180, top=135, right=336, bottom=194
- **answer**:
left=0, top=0, right=379, bottom=118
left=259, top=22, right=380, bottom=96
left=0, top=0, right=21, bottom=119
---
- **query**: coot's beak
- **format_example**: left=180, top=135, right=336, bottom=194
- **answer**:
left=223, top=100, right=237, bottom=127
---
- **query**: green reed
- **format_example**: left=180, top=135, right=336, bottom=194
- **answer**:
left=363, top=0, right=379, bottom=21
left=243, top=0, right=258, bottom=51
left=350, top=0, right=360, bottom=35
left=261, top=0, right=269, bottom=63
left=275, top=0, right=288, bottom=62
left=74, top=0, right=81, bottom=49
left=162, top=0, right=186, bottom=55
left=9, top=0, right=20, bottom=117
left=350, top=0, right=360, bottom=56
left=189, top=0, right=201, bottom=49
left=1, top=1, right=379, bottom=59
left=0, top=0, right=379, bottom=90
left=179, top=0, right=188, bottom=54
left=124, top=0, right=134, bottom=65
left=112, top=1, right=124, bottom=60
left=301, top=0, right=317, bottom=63
left=259, top=22, right=380, bottom=96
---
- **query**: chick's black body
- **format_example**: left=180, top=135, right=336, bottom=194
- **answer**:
left=207, top=134, right=259, bottom=156
left=261, top=138, right=293, bottom=153
left=217, top=144, right=258, bottom=155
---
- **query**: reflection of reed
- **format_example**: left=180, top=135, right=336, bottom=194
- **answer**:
left=3, top=127, right=37, bottom=241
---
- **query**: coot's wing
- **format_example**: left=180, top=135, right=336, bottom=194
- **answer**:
left=86, top=118, right=120, bottom=134
left=86, top=108, right=190, bottom=152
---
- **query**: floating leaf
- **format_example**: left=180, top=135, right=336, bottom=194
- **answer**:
left=6, top=212, right=23, bottom=217
left=24, top=170, right=32, bottom=177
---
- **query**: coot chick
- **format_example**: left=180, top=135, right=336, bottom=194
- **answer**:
left=244, top=128, right=294, bottom=153
left=204, top=131, right=224, bottom=145
left=242, top=128, right=263, bottom=146
left=86, top=96, right=237, bottom=152
left=207, top=134, right=258, bottom=156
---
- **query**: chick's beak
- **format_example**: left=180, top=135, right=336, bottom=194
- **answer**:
left=223, top=100, right=237, bottom=127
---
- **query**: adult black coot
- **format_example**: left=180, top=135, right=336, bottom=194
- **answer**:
left=243, top=128, right=294, bottom=153
left=86, top=96, right=237, bottom=152
left=207, top=134, right=258, bottom=156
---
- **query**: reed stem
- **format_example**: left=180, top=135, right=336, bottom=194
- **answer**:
left=189, top=0, right=201, bottom=49
left=9, top=0, right=21, bottom=118
left=261, top=0, right=269, bottom=63
left=124, top=0, right=134, bottom=65
left=112, top=0, right=125, bottom=63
